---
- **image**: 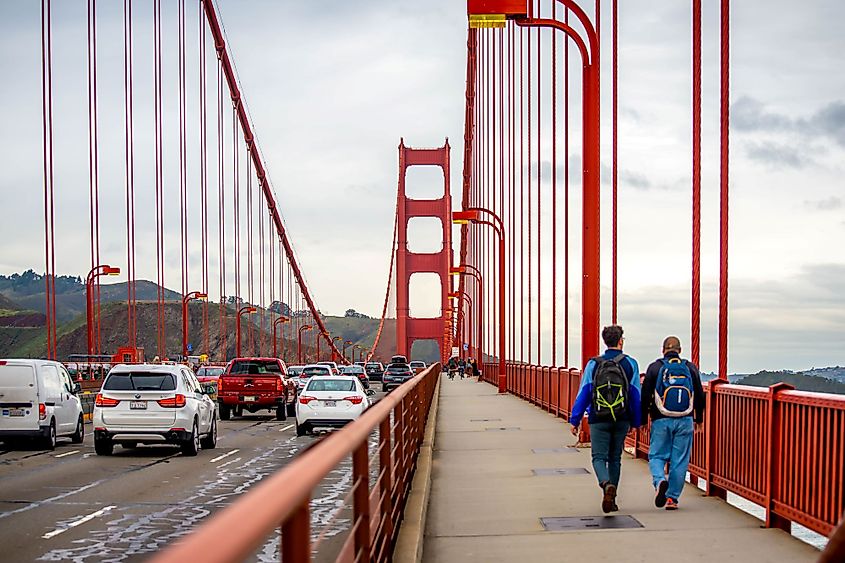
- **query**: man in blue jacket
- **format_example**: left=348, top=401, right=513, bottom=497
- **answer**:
left=570, top=325, right=641, bottom=513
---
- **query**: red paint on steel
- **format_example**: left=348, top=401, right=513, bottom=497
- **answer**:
left=200, top=0, right=344, bottom=360
left=395, top=141, right=452, bottom=363
left=692, top=0, right=702, bottom=367
left=718, top=0, right=730, bottom=379
left=611, top=0, right=618, bottom=325
left=467, top=0, right=528, bottom=15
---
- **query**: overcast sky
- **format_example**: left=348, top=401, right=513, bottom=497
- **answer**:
left=0, top=1, right=842, bottom=374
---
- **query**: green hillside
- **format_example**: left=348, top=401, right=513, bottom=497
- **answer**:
left=736, top=371, right=845, bottom=395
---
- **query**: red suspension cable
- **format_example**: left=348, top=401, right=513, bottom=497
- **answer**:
left=692, top=0, right=702, bottom=367
left=718, top=0, right=730, bottom=379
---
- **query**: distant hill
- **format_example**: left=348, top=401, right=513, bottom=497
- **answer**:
left=736, top=370, right=845, bottom=395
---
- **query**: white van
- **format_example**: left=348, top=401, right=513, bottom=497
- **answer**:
left=0, top=359, right=84, bottom=449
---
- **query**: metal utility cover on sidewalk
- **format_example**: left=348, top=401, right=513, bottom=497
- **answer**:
left=532, top=468, right=590, bottom=476
left=532, top=447, right=579, bottom=454
left=485, top=427, right=521, bottom=431
left=540, top=515, right=643, bottom=531
left=470, top=418, right=502, bottom=422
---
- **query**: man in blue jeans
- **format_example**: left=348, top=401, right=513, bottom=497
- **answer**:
left=570, top=325, right=641, bottom=513
left=641, top=336, right=705, bottom=510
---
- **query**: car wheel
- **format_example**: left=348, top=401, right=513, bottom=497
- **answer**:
left=181, top=419, right=200, bottom=456
left=70, top=415, right=84, bottom=444
left=286, top=401, right=296, bottom=417
left=295, top=420, right=308, bottom=437
left=275, top=404, right=287, bottom=421
left=94, top=436, right=113, bottom=456
left=200, top=415, right=217, bottom=449
left=219, top=403, right=231, bottom=421
left=42, top=420, right=56, bottom=451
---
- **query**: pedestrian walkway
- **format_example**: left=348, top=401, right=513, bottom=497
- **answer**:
left=423, top=378, right=819, bottom=562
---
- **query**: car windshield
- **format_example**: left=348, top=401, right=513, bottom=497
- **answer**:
left=288, top=367, right=304, bottom=376
left=410, top=362, right=424, bottom=367
left=104, top=372, right=177, bottom=391
left=197, top=367, right=224, bottom=377
left=366, top=363, right=381, bottom=369
left=302, top=366, right=331, bottom=377
left=228, top=360, right=282, bottom=375
left=341, top=367, right=364, bottom=374
left=388, top=365, right=410, bottom=373
left=306, top=379, right=356, bottom=392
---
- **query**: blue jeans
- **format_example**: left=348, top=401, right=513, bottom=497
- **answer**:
left=648, top=417, right=694, bottom=500
left=589, top=420, right=630, bottom=487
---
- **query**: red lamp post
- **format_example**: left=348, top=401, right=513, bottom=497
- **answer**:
left=86, top=264, right=120, bottom=356
left=449, top=291, right=473, bottom=361
left=236, top=306, right=257, bottom=357
left=453, top=208, right=506, bottom=393
left=298, top=324, right=313, bottom=364
left=343, top=340, right=353, bottom=364
left=450, top=265, right=483, bottom=366
left=182, top=291, right=208, bottom=359
left=273, top=316, right=290, bottom=360
left=315, top=331, right=329, bottom=362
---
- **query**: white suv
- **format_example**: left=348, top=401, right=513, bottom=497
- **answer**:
left=93, top=364, right=217, bottom=456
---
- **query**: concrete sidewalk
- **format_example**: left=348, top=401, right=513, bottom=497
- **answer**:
left=423, top=378, right=819, bottom=562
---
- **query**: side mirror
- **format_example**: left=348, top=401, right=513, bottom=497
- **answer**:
left=72, top=383, right=82, bottom=394
left=366, top=389, right=376, bottom=396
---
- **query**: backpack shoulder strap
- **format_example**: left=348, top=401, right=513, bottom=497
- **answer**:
left=610, top=353, right=626, bottom=364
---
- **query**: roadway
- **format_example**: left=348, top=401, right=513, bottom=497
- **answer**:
left=0, top=389, right=387, bottom=562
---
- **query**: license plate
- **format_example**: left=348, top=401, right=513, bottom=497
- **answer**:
left=130, top=401, right=147, bottom=410
left=243, top=396, right=255, bottom=402
left=324, top=400, right=336, bottom=407
left=4, top=408, right=25, bottom=417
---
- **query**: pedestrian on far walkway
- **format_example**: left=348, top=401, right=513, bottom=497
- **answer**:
left=641, top=336, right=705, bottom=511
left=570, top=325, right=642, bottom=513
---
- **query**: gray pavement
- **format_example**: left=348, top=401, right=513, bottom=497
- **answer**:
left=423, top=378, right=820, bottom=562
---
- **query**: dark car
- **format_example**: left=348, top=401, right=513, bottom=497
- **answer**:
left=365, top=362, right=385, bottom=382
left=391, top=355, right=408, bottom=365
left=382, top=363, right=414, bottom=392
left=340, top=365, right=370, bottom=389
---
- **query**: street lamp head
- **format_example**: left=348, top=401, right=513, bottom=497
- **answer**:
left=196, top=292, right=208, bottom=300
left=104, top=266, right=121, bottom=276
left=449, top=266, right=466, bottom=275
left=452, top=210, right=480, bottom=223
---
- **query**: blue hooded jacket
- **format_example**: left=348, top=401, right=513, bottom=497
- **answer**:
left=570, top=349, right=642, bottom=428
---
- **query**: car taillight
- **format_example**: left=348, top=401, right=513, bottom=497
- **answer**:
left=217, top=378, right=225, bottom=391
left=95, top=394, right=120, bottom=407
left=38, top=403, right=47, bottom=420
left=343, top=396, right=364, bottom=405
left=299, top=395, right=316, bottom=404
left=277, top=378, right=284, bottom=392
left=157, top=394, right=186, bottom=408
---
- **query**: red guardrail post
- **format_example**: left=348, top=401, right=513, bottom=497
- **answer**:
left=281, top=498, right=310, bottom=562
left=765, top=382, right=794, bottom=532
left=353, top=443, right=372, bottom=558
left=706, top=379, right=728, bottom=499
left=379, top=417, right=393, bottom=546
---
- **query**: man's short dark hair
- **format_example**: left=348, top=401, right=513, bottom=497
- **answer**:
left=602, top=325, right=623, bottom=348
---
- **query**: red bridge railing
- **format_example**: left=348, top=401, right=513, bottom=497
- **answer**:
left=153, top=364, right=440, bottom=563
left=482, top=362, right=844, bottom=539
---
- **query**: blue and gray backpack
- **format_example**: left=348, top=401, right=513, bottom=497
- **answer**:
left=654, top=358, right=695, bottom=417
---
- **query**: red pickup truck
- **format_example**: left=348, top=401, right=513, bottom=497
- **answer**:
left=217, top=357, right=297, bottom=421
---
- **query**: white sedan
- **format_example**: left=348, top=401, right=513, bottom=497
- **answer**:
left=295, top=376, right=373, bottom=436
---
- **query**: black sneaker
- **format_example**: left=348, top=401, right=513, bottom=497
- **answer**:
left=655, top=479, right=669, bottom=508
left=602, top=483, right=617, bottom=514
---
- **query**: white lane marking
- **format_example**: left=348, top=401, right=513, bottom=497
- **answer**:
left=209, top=449, right=239, bottom=463
left=54, top=450, right=79, bottom=458
left=42, top=505, right=117, bottom=539
left=279, top=424, right=294, bottom=432
left=216, top=457, right=242, bottom=470
left=0, top=478, right=107, bottom=521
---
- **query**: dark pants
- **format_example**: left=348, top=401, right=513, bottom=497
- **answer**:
left=589, top=420, right=630, bottom=487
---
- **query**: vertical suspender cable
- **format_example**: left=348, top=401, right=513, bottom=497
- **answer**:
left=41, top=0, right=56, bottom=359
left=691, top=0, right=702, bottom=367
left=87, top=0, right=102, bottom=354
left=154, top=0, right=165, bottom=359
left=536, top=2, right=542, bottom=364
left=499, top=27, right=504, bottom=366
left=246, top=154, right=254, bottom=354
left=200, top=4, right=210, bottom=356
left=233, top=107, right=240, bottom=313
left=564, top=7, right=569, bottom=368
left=519, top=25, right=525, bottom=363
left=551, top=0, right=557, bottom=365
left=612, top=0, right=618, bottom=325
left=124, top=0, right=137, bottom=349
left=718, top=0, right=730, bottom=379
left=526, top=23, right=532, bottom=365
left=217, top=58, right=227, bottom=362
left=179, top=0, right=189, bottom=309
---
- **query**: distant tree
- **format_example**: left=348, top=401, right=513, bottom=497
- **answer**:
left=345, top=309, right=371, bottom=319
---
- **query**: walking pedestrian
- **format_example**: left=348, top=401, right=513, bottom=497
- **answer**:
left=641, top=336, right=705, bottom=511
left=570, top=325, right=642, bottom=513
